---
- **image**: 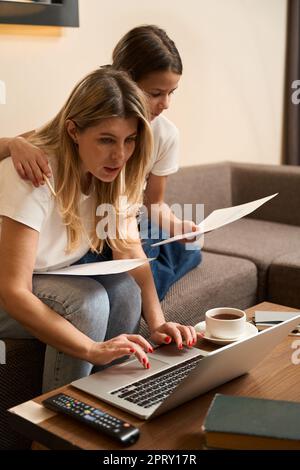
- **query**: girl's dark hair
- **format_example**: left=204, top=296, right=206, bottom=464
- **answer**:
left=112, top=25, right=182, bottom=81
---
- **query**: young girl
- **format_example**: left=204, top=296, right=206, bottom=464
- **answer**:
left=0, top=25, right=201, bottom=301
left=0, top=68, right=198, bottom=393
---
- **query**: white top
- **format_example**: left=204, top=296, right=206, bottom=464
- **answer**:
left=0, top=116, right=179, bottom=270
left=148, top=114, right=179, bottom=177
left=0, top=158, right=93, bottom=272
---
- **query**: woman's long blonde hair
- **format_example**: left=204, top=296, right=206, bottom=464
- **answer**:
left=29, top=68, right=153, bottom=253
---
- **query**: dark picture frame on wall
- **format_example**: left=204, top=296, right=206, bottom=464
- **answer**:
left=0, top=0, right=79, bottom=27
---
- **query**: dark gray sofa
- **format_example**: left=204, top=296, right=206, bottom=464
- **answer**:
left=1, top=161, right=300, bottom=448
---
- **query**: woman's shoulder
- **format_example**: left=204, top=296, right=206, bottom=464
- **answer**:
left=0, top=155, right=14, bottom=171
left=0, top=156, right=22, bottom=182
left=0, top=156, right=52, bottom=202
left=151, top=114, right=179, bottom=141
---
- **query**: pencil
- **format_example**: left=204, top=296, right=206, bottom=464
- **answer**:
left=43, top=174, right=56, bottom=197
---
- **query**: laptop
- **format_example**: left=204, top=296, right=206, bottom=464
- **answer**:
left=71, top=315, right=300, bottom=420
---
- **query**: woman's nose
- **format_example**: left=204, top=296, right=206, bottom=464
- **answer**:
left=112, top=144, right=125, bottom=162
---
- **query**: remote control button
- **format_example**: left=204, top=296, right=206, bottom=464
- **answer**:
left=42, top=393, right=140, bottom=446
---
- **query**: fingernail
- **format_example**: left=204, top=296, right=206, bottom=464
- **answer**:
left=146, top=363, right=150, bottom=369
left=142, top=358, right=146, bottom=365
left=165, top=336, right=172, bottom=343
left=130, top=348, right=135, bottom=353
left=148, top=347, right=154, bottom=353
left=179, top=343, right=183, bottom=350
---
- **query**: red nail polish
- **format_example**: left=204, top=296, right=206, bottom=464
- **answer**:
left=165, top=336, right=171, bottom=343
left=130, top=348, right=135, bottom=353
left=179, top=344, right=183, bottom=350
left=148, top=347, right=154, bottom=353
left=146, top=363, right=150, bottom=369
left=142, top=358, right=146, bottom=365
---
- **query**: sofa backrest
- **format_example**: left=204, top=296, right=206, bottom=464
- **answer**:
left=231, top=162, right=300, bottom=227
left=165, top=162, right=232, bottom=223
left=166, top=161, right=300, bottom=227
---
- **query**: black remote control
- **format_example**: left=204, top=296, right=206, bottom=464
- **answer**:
left=42, top=393, right=140, bottom=446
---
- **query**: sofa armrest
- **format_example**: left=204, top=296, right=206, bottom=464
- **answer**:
left=231, top=162, right=300, bottom=227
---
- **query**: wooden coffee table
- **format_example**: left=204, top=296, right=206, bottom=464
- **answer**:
left=7, top=302, right=300, bottom=450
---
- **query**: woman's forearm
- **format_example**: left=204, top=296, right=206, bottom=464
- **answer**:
left=113, top=245, right=165, bottom=332
left=2, top=288, right=94, bottom=361
left=130, top=263, right=165, bottom=331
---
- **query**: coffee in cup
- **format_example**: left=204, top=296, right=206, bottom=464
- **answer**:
left=205, top=307, right=246, bottom=339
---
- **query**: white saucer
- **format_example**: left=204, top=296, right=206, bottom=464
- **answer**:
left=195, top=321, right=258, bottom=345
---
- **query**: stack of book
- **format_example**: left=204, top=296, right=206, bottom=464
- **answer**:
left=202, top=394, right=300, bottom=450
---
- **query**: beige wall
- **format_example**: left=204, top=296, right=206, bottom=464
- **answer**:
left=0, top=0, right=287, bottom=166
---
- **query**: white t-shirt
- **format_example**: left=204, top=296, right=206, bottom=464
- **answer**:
left=0, top=158, right=93, bottom=272
left=148, top=114, right=179, bottom=177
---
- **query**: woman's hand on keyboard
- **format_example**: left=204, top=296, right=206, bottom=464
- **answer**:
left=150, top=322, right=199, bottom=349
left=87, top=334, right=153, bottom=369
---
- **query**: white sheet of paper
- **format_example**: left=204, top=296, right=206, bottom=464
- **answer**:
left=36, top=258, right=155, bottom=276
left=151, top=193, right=278, bottom=247
left=9, top=400, right=56, bottom=424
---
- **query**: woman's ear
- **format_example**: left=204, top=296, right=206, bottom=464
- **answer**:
left=66, top=119, right=78, bottom=144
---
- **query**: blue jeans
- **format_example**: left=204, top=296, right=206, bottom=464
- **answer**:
left=0, top=262, right=141, bottom=392
left=142, top=231, right=202, bottom=301
left=80, top=220, right=202, bottom=301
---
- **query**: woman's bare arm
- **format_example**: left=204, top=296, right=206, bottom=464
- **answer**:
left=0, top=217, right=151, bottom=366
left=112, top=216, right=197, bottom=348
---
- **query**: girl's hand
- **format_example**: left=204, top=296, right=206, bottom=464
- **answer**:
left=150, top=322, right=201, bottom=349
left=174, top=220, right=201, bottom=244
left=87, top=333, right=153, bottom=369
left=9, top=137, right=51, bottom=187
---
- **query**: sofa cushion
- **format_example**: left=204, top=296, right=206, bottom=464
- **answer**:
left=139, top=251, right=257, bottom=337
left=268, top=253, right=300, bottom=309
left=202, top=218, right=300, bottom=300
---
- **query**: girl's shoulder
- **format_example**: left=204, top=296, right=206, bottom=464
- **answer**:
left=151, top=115, right=179, bottom=142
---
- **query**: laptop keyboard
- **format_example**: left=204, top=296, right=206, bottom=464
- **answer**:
left=110, top=354, right=204, bottom=409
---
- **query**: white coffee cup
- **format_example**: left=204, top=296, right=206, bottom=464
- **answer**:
left=205, top=307, right=246, bottom=339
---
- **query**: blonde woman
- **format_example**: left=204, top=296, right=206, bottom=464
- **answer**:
left=0, top=25, right=201, bottom=302
left=0, top=68, right=198, bottom=393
